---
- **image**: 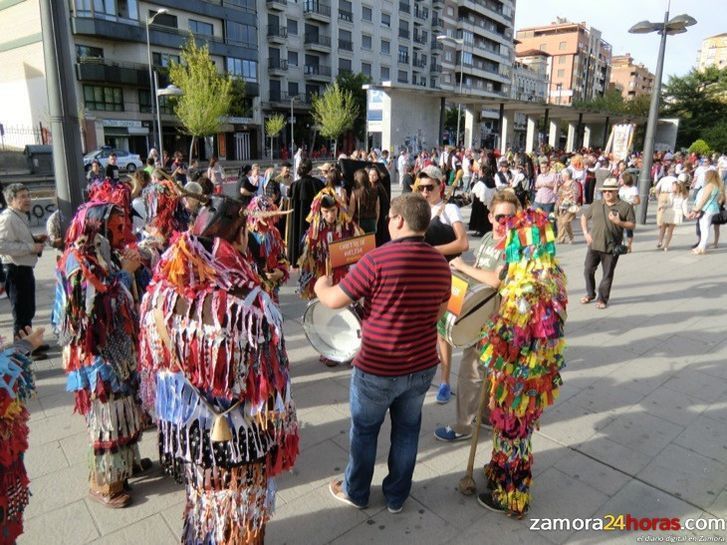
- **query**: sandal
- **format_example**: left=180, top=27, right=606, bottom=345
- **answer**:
left=132, top=458, right=153, bottom=477
left=319, top=355, right=338, bottom=368
left=580, top=296, right=595, bottom=304
left=89, top=489, right=132, bottom=509
left=595, top=301, right=608, bottom=309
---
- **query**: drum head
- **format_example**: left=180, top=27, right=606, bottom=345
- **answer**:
left=449, top=286, right=498, bottom=348
left=302, top=300, right=362, bottom=362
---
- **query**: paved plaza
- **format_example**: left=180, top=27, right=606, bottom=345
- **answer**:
left=5, top=198, right=727, bottom=545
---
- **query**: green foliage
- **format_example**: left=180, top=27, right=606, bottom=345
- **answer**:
left=168, top=37, right=232, bottom=157
left=229, top=78, right=249, bottom=118
left=335, top=72, right=370, bottom=142
left=703, top=121, right=727, bottom=153
left=311, top=82, right=360, bottom=144
left=573, top=89, right=651, bottom=118
left=688, top=139, right=712, bottom=156
left=265, top=113, right=286, bottom=138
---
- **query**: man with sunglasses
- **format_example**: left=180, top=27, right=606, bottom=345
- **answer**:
left=434, top=190, right=520, bottom=443
left=580, top=177, right=636, bottom=309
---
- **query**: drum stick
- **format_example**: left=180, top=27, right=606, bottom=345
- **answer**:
left=458, top=375, right=490, bottom=496
left=325, top=255, right=332, bottom=278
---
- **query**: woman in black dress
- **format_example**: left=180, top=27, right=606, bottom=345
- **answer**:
left=369, top=166, right=391, bottom=246
left=287, top=159, right=324, bottom=265
left=469, top=163, right=495, bottom=236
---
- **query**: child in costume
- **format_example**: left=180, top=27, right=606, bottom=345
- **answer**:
left=477, top=208, right=567, bottom=518
left=246, top=196, right=290, bottom=303
left=297, top=188, right=363, bottom=300
left=53, top=202, right=150, bottom=508
left=138, top=196, right=299, bottom=545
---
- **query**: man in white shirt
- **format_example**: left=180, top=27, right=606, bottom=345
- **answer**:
left=461, top=150, right=472, bottom=190
left=692, top=158, right=715, bottom=191
left=397, top=149, right=408, bottom=187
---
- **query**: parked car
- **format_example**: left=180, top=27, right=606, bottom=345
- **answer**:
left=83, top=147, right=143, bottom=172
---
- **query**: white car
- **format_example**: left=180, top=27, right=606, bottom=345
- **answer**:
left=83, top=147, right=143, bottom=172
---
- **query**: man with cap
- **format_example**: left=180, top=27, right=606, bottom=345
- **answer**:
left=580, top=178, right=635, bottom=309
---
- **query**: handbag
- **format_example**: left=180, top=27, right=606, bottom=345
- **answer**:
left=712, top=205, right=727, bottom=225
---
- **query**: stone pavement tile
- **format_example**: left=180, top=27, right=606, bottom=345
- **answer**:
left=86, top=514, right=178, bottom=545
left=567, top=379, right=645, bottom=416
left=553, top=450, right=631, bottom=497
left=601, top=356, right=687, bottom=397
left=527, top=468, right=610, bottom=545
left=661, top=369, right=727, bottom=404
left=673, top=415, right=727, bottom=465
left=265, top=483, right=369, bottom=545
left=24, top=440, right=69, bottom=479
left=32, top=366, right=70, bottom=400
left=702, top=400, right=727, bottom=424
left=24, top=461, right=90, bottom=520
left=537, top=398, right=615, bottom=447
left=37, top=390, right=73, bottom=418
left=19, top=500, right=99, bottom=545
left=276, top=439, right=349, bottom=504
left=443, top=509, right=555, bottom=545
left=159, top=500, right=186, bottom=541
left=296, top=405, right=350, bottom=451
left=638, top=443, right=727, bottom=510
left=328, top=497, right=453, bottom=545
left=27, top=410, right=86, bottom=446
left=596, top=411, right=685, bottom=458
left=59, top=431, right=89, bottom=467
left=293, top=376, right=351, bottom=412
left=559, top=345, right=635, bottom=392
left=575, top=432, right=653, bottom=477
left=708, top=488, right=727, bottom=519
left=651, top=334, right=721, bottom=362
left=638, top=387, right=708, bottom=428
left=84, top=472, right=185, bottom=535
left=684, top=343, right=727, bottom=380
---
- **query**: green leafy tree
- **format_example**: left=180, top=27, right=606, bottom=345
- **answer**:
left=228, top=78, right=249, bottom=118
left=311, top=82, right=360, bottom=157
left=265, top=113, right=286, bottom=160
left=168, top=37, right=232, bottom=161
left=573, top=89, right=626, bottom=114
left=335, top=72, right=370, bottom=143
left=688, top=138, right=712, bottom=156
left=703, top=121, right=727, bottom=153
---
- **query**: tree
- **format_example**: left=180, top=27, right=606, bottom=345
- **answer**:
left=335, top=72, right=370, bottom=143
left=228, top=78, right=249, bottom=118
left=265, top=113, right=286, bottom=160
left=573, top=88, right=626, bottom=114
left=168, top=37, right=232, bottom=161
left=311, top=82, right=359, bottom=157
left=688, top=139, right=712, bottom=156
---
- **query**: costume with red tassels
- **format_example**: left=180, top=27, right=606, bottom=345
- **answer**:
left=138, top=223, right=299, bottom=545
left=245, top=196, right=290, bottom=303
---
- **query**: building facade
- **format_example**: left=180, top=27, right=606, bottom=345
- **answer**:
left=609, top=53, right=654, bottom=101
left=697, top=33, right=727, bottom=71
left=515, top=18, right=612, bottom=106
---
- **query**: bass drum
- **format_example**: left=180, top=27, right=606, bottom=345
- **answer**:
left=438, top=272, right=499, bottom=348
left=302, top=299, right=362, bottom=362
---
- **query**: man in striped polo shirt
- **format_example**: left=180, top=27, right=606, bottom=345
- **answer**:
left=315, top=193, right=452, bottom=514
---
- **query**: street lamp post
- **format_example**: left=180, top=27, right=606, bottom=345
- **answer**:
left=629, top=2, right=696, bottom=224
left=290, top=94, right=296, bottom=158
left=437, top=34, right=465, bottom=147
left=156, top=82, right=184, bottom=160
left=146, top=9, right=168, bottom=163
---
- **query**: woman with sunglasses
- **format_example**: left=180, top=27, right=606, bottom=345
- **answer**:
left=414, top=165, right=469, bottom=404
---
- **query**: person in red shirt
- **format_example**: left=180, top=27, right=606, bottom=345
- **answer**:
left=314, top=193, right=451, bottom=514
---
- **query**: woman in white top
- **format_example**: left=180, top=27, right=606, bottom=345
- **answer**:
left=660, top=181, right=690, bottom=251
left=206, top=156, right=224, bottom=193
left=654, top=169, right=677, bottom=248
left=618, top=172, right=641, bottom=252
left=414, top=166, right=469, bottom=405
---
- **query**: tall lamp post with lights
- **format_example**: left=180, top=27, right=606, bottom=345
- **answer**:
left=628, top=3, right=696, bottom=224
left=437, top=34, right=465, bottom=147
left=146, top=8, right=168, bottom=162
left=156, top=82, right=184, bottom=157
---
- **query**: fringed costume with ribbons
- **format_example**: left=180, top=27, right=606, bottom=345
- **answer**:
left=52, top=202, right=144, bottom=498
left=478, top=209, right=567, bottom=518
left=138, top=227, right=299, bottom=545
left=245, top=196, right=290, bottom=303
left=297, top=188, right=363, bottom=300
left=0, top=342, right=35, bottom=545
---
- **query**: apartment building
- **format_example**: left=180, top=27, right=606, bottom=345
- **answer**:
left=697, top=33, right=727, bottom=71
left=511, top=49, right=549, bottom=102
left=515, top=18, right=612, bottom=105
left=609, top=53, right=654, bottom=101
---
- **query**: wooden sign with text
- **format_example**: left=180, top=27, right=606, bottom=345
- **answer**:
left=328, top=233, right=376, bottom=269
left=446, top=274, right=470, bottom=316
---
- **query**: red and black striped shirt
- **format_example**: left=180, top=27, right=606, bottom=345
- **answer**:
left=339, top=236, right=451, bottom=376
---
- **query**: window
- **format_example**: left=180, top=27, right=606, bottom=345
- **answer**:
left=362, top=5, right=372, bottom=22
left=226, top=21, right=257, bottom=47
left=398, top=69, right=408, bottom=83
left=539, top=43, right=547, bottom=51
left=83, top=85, right=123, bottom=111
left=152, top=52, right=180, bottom=67
left=288, top=51, right=298, bottom=66
left=225, top=0, right=255, bottom=11
left=381, top=39, right=390, bottom=55
left=362, top=34, right=372, bottom=50
left=288, top=81, right=299, bottom=96
left=189, top=19, right=213, bottom=36
left=75, top=44, right=103, bottom=60
left=149, top=10, right=176, bottom=28
left=361, top=62, right=372, bottom=77
left=399, top=20, right=409, bottom=39
left=381, top=12, right=390, bottom=27
left=381, top=65, right=390, bottom=80
left=398, top=45, right=409, bottom=63
left=559, top=56, right=566, bottom=64
left=339, top=0, right=352, bottom=21
left=226, top=57, right=258, bottom=82
left=339, top=58, right=352, bottom=74
left=339, top=29, right=353, bottom=50
left=138, top=89, right=151, bottom=113
left=557, top=69, right=565, bottom=77
left=461, top=51, right=473, bottom=65
left=559, top=41, right=567, bottom=50
left=287, top=19, right=298, bottom=35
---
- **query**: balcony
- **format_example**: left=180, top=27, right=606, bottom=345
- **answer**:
left=76, top=57, right=149, bottom=86
left=431, top=40, right=443, bottom=51
left=432, top=15, right=443, bottom=29
left=267, top=25, right=287, bottom=43
left=413, top=57, right=427, bottom=69
left=414, top=6, right=428, bottom=20
left=304, top=33, right=332, bottom=52
left=303, top=1, right=331, bottom=22
left=398, top=29, right=410, bottom=40
left=430, top=63, right=442, bottom=73
left=398, top=54, right=409, bottom=65
left=338, top=38, right=353, bottom=51
left=413, top=31, right=427, bottom=45
left=338, top=9, right=353, bottom=23
left=266, top=0, right=286, bottom=10
left=268, top=58, right=288, bottom=74
left=304, top=64, right=332, bottom=81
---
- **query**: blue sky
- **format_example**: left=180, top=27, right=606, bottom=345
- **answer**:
left=514, top=0, right=724, bottom=80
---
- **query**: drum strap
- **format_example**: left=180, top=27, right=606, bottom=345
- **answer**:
left=152, top=307, right=241, bottom=442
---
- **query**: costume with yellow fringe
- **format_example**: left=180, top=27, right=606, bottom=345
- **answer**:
left=479, top=208, right=567, bottom=517
left=246, top=196, right=290, bottom=303
left=297, top=188, right=363, bottom=300
left=0, top=341, right=35, bottom=545
left=138, top=229, right=299, bottom=545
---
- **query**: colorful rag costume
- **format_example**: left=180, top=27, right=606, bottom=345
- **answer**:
left=246, top=196, right=290, bottom=303
left=138, top=229, right=299, bottom=545
left=0, top=342, right=35, bottom=545
left=53, top=202, right=144, bottom=499
left=297, top=188, right=363, bottom=300
left=479, top=209, right=567, bottom=517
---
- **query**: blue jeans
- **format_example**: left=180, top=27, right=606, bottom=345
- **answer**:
left=534, top=202, right=555, bottom=214
left=344, top=365, right=436, bottom=509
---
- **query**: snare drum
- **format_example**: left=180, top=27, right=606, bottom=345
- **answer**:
left=302, top=299, right=362, bottom=362
left=438, top=272, right=499, bottom=348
